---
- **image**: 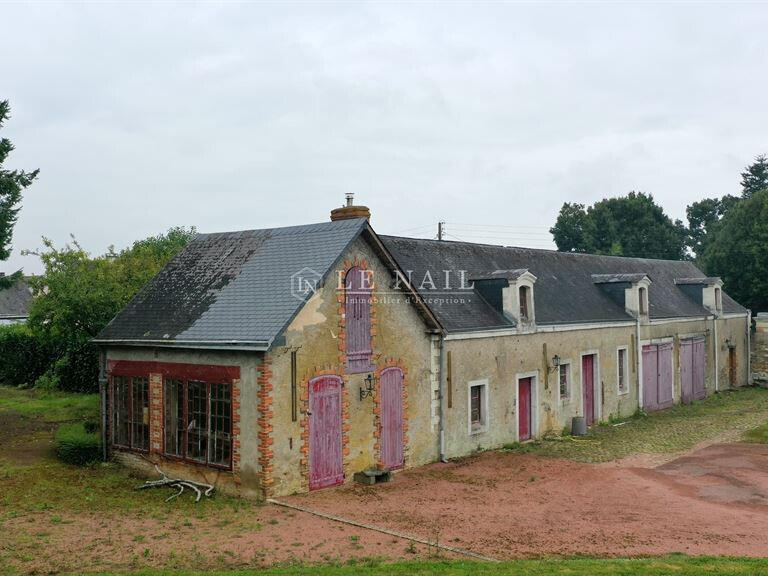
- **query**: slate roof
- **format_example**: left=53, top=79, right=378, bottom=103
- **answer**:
left=95, top=219, right=369, bottom=349
left=380, top=236, right=747, bottom=332
left=0, top=278, right=33, bottom=319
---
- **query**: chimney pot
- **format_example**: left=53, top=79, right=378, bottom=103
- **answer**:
left=331, top=194, right=370, bottom=222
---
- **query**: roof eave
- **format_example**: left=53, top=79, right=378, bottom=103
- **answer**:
left=92, top=338, right=270, bottom=352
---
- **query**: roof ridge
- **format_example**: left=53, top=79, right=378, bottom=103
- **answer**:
left=199, top=218, right=367, bottom=238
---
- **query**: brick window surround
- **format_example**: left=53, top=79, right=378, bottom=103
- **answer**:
left=107, top=360, right=241, bottom=475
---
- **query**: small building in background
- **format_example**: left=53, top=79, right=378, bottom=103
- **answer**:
left=0, top=276, right=34, bottom=326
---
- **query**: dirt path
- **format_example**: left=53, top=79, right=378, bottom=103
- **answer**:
left=285, top=445, right=768, bottom=559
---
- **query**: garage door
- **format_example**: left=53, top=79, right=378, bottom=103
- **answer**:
left=642, top=342, right=674, bottom=412
left=681, top=337, right=706, bottom=404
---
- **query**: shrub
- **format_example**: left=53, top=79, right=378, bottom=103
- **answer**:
left=0, top=324, right=52, bottom=387
left=52, top=345, right=99, bottom=393
left=54, top=422, right=101, bottom=465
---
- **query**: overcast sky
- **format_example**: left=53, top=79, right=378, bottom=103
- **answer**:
left=2, top=2, right=767, bottom=274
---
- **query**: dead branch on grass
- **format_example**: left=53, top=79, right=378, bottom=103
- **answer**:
left=138, top=464, right=215, bottom=503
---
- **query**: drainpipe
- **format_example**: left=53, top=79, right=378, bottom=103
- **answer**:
left=747, top=310, right=752, bottom=385
left=635, top=318, right=643, bottom=410
left=438, top=333, right=447, bottom=462
left=98, top=349, right=108, bottom=462
left=714, top=315, right=719, bottom=392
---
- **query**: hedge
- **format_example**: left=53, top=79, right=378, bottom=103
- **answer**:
left=0, top=324, right=52, bottom=387
left=54, top=422, right=102, bottom=465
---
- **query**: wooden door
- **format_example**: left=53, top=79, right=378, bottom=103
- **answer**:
left=729, top=347, right=737, bottom=388
left=681, top=339, right=693, bottom=404
left=657, top=342, right=674, bottom=409
left=309, top=375, right=344, bottom=490
left=379, top=367, right=404, bottom=470
left=693, top=337, right=706, bottom=400
left=518, top=377, right=532, bottom=441
left=642, top=345, right=659, bottom=412
left=582, top=355, right=595, bottom=426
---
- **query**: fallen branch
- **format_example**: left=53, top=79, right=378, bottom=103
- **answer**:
left=137, top=464, right=215, bottom=503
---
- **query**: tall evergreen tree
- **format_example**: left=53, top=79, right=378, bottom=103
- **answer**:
left=0, top=100, right=38, bottom=285
left=741, top=154, right=768, bottom=198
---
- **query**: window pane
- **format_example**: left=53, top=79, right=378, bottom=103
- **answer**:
left=470, top=386, right=481, bottom=424
left=164, top=379, right=184, bottom=457
left=131, top=377, right=149, bottom=450
left=619, top=350, right=627, bottom=391
left=208, top=383, right=232, bottom=466
left=559, top=365, right=569, bottom=398
left=114, top=376, right=131, bottom=446
left=187, top=380, right=208, bottom=462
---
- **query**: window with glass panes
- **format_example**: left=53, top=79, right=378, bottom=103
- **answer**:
left=163, top=378, right=232, bottom=468
left=558, top=363, right=570, bottom=401
left=112, top=376, right=149, bottom=451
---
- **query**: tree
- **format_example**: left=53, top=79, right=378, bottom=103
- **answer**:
left=550, top=192, right=687, bottom=260
left=701, top=188, right=768, bottom=312
left=741, top=154, right=768, bottom=199
left=0, top=100, right=38, bottom=286
left=27, top=226, right=196, bottom=391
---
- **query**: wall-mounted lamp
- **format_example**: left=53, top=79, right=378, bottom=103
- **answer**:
left=360, top=373, right=375, bottom=400
left=548, top=354, right=561, bottom=373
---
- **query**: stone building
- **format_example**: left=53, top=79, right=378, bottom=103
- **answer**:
left=94, top=202, right=751, bottom=500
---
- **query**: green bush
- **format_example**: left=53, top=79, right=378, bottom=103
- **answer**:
left=54, top=344, right=99, bottom=393
left=0, top=324, right=52, bottom=387
left=54, top=422, right=101, bottom=465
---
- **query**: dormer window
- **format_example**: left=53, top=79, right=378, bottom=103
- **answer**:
left=639, top=287, right=648, bottom=316
left=470, top=268, right=537, bottom=331
left=591, top=273, right=651, bottom=321
left=674, top=277, right=724, bottom=316
left=519, top=286, right=530, bottom=321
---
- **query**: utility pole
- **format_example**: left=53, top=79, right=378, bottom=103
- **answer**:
left=437, top=221, right=445, bottom=241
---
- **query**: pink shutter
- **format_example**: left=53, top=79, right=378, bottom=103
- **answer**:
left=380, top=367, right=404, bottom=470
left=309, top=376, right=344, bottom=489
left=694, top=337, right=706, bottom=399
left=657, top=342, right=674, bottom=408
left=345, top=267, right=372, bottom=374
left=642, top=345, right=658, bottom=411
left=681, top=340, right=693, bottom=404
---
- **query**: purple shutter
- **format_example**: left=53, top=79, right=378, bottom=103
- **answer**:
left=380, top=367, right=404, bottom=470
left=681, top=340, right=693, bottom=404
left=309, top=376, right=344, bottom=489
left=657, top=343, right=674, bottom=409
left=346, top=267, right=372, bottom=374
left=694, top=337, right=706, bottom=399
left=643, top=345, right=659, bottom=411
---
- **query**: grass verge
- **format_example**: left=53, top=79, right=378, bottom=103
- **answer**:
left=508, top=386, right=768, bottom=462
left=0, top=384, right=99, bottom=422
left=83, top=556, right=768, bottom=575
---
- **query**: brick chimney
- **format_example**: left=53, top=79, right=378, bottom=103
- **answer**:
left=330, top=193, right=370, bottom=222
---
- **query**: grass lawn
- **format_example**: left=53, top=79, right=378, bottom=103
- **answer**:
left=507, top=386, right=768, bottom=462
left=4, top=385, right=768, bottom=575
left=0, top=384, right=99, bottom=422
left=88, top=556, right=768, bottom=575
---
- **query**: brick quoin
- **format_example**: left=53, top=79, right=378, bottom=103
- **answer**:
left=257, top=355, right=275, bottom=498
left=148, top=373, right=164, bottom=454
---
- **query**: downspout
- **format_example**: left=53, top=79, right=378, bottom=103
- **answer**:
left=747, top=310, right=752, bottom=385
left=98, top=349, right=108, bottom=462
left=438, top=333, right=447, bottom=462
left=636, top=317, right=643, bottom=411
left=714, top=315, right=719, bottom=392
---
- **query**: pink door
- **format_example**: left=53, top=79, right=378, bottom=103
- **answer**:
left=380, top=367, right=404, bottom=470
left=309, top=376, right=344, bottom=490
left=642, top=344, right=659, bottom=411
left=657, top=343, right=674, bottom=409
left=681, top=340, right=693, bottom=404
left=518, top=377, right=532, bottom=441
left=693, top=337, right=706, bottom=400
left=582, top=355, right=596, bottom=426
